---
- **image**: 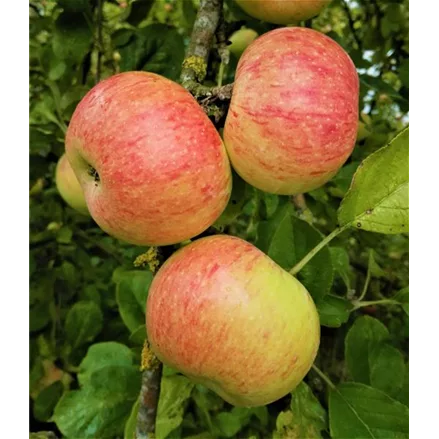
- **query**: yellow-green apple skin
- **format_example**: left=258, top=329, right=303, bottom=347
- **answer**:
left=223, top=27, right=359, bottom=195
left=235, top=0, right=330, bottom=24
left=146, top=235, right=320, bottom=407
left=55, top=154, right=89, bottom=215
left=65, top=71, right=232, bottom=246
left=228, top=28, right=259, bottom=58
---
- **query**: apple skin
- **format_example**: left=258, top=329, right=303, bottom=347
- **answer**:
left=235, top=0, right=330, bottom=24
left=146, top=235, right=320, bottom=407
left=223, top=27, right=359, bottom=195
left=228, top=28, right=259, bottom=58
left=55, top=154, right=89, bottom=216
left=65, top=72, right=232, bottom=246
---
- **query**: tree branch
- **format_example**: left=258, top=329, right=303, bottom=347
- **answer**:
left=341, top=0, right=362, bottom=50
left=180, top=0, right=233, bottom=111
left=135, top=362, right=163, bottom=439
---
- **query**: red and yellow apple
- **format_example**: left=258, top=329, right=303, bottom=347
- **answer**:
left=224, top=27, right=359, bottom=195
left=65, top=72, right=232, bottom=246
left=235, top=0, right=330, bottom=24
left=146, top=235, right=320, bottom=407
left=55, top=154, right=89, bottom=216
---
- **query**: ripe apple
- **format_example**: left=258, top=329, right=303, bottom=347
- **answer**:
left=228, top=28, right=259, bottom=58
left=146, top=235, right=320, bottom=407
left=65, top=72, right=232, bottom=246
left=235, top=0, right=330, bottom=24
left=55, top=154, right=89, bottom=215
left=224, top=27, right=359, bottom=195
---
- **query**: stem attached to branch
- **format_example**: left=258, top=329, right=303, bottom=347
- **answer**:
left=290, top=224, right=350, bottom=276
left=180, top=0, right=233, bottom=106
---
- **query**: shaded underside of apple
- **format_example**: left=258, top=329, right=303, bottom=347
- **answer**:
left=235, top=0, right=331, bottom=24
left=146, top=235, right=320, bottom=407
left=55, top=153, right=89, bottom=216
left=65, top=72, right=232, bottom=246
left=224, top=27, right=359, bottom=195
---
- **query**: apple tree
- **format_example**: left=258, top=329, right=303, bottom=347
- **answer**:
left=30, top=1, right=409, bottom=438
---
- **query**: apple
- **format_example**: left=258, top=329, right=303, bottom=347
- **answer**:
left=228, top=28, right=259, bottom=58
left=55, top=154, right=89, bottom=215
left=235, top=0, right=331, bottom=24
left=146, top=235, right=320, bottom=407
left=65, top=72, right=232, bottom=246
left=223, top=27, right=359, bottom=195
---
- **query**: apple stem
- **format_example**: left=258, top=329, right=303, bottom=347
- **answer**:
left=290, top=224, right=350, bottom=276
left=95, top=0, right=104, bottom=83
left=351, top=299, right=400, bottom=311
left=311, top=364, right=336, bottom=390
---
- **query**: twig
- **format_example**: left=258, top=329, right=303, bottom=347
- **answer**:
left=341, top=0, right=362, bottom=50
left=136, top=364, right=163, bottom=439
left=180, top=0, right=233, bottom=104
left=95, top=0, right=103, bottom=83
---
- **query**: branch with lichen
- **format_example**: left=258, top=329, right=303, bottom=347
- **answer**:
left=135, top=342, right=163, bottom=439
left=134, top=250, right=163, bottom=438
left=180, top=0, right=233, bottom=106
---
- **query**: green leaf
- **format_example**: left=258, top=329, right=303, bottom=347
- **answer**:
left=57, top=0, right=91, bottom=13
left=156, top=375, right=194, bottom=439
left=116, top=24, right=185, bottom=81
left=276, top=382, right=327, bottom=438
left=329, top=383, right=409, bottom=438
left=394, top=287, right=409, bottom=316
left=369, top=343, right=406, bottom=398
left=214, top=172, right=251, bottom=228
left=359, top=75, right=406, bottom=103
left=256, top=201, right=333, bottom=301
left=345, top=316, right=389, bottom=384
left=317, top=295, right=353, bottom=328
left=368, top=250, right=387, bottom=278
left=78, top=342, right=136, bottom=386
left=129, top=324, right=146, bottom=346
left=124, top=398, right=140, bottom=439
left=30, top=301, right=51, bottom=333
left=126, top=0, right=155, bottom=26
left=53, top=365, right=141, bottom=438
left=56, top=226, right=73, bottom=244
left=212, top=406, right=268, bottom=438
left=65, top=301, right=103, bottom=348
left=338, top=127, right=409, bottom=234
left=330, top=247, right=352, bottom=290
left=116, top=270, right=153, bottom=332
left=33, top=381, right=64, bottom=422
left=52, top=11, right=92, bottom=64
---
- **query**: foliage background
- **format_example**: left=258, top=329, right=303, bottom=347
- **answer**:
left=29, top=0, right=409, bottom=438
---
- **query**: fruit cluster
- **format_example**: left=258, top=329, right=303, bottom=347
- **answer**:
left=56, top=1, right=359, bottom=407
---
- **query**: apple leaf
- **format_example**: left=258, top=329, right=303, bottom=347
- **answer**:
left=33, top=381, right=64, bottom=422
left=369, top=343, right=406, bottom=399
left=213, top=407, right=268, bottom=438
left=115, top=24, right=185, bottom=81
left=78, top=342, right=136, bottom=387
left=53, top=365, right=140, bottom=438
left=317, top=295, right=353, bottom=328
left=156, top=375, right=195, bottom=439
left=338, top=127, right=409, bottom=234
left=329, top=383, right=409, bottom=438
left=276, top=382, right=327, bottom=438
left=393, top=286, right=409, bottom=316
left=52, top=11, right=92, bottom=64
left=115, top=270, right=153, bottom=332
left=345, top=316, right=389, bottom=384
left=256, top=201, right=333, bottom=301
left=65, top=301, right=103, bottom=349
left=124, top=398, right=140, bottom=439
left=330, top=247, right=352, bottom=290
